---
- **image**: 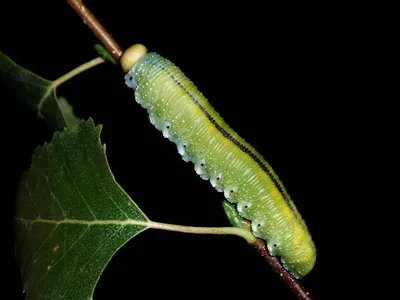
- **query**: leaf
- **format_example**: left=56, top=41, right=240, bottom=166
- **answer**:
left=0, top=51, right=80, bottom=132
left=94, top=44, right=117, bottom=65
left=14, top=119, right=148, bottom=299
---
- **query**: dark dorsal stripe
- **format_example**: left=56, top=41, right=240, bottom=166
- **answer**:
left=141, top=57, right=296, bottom=215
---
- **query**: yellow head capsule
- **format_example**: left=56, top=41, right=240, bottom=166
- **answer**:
left=120, top=44, right=148, bottom=72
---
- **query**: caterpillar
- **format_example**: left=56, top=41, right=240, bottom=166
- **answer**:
left=121, top=44, right=316, bottom=278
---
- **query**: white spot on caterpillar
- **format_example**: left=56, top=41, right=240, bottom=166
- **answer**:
left=124, top=64, right=138, bottom=89
left=199, top=173, right=209, bottom=180
left=176, top=140, right=187, bottom=156
left=236, top=202, right=252, bottom=217
left=149, top=113, right=156, bottom=126
left=182, top=154, right=192, bottom=162
left=224, top=186, right=238, bottom=202
left=267, top=241, right=280, bottom=255
left=162, top=122, right=172, bottom=139
left=243, top=168, right=251, bottom=176
left=208, top=136, right=216, bottom=145
left=133, top=92, right=148, bottom=108
left=125, top=74, right=137, bottom=89
left=194, top=159, right=209, bottom=180
left=149, top=114, right=164, bottom=131
left=251, top=220, right=265, bottom=234
left=210, top=172, right=223, bottom=192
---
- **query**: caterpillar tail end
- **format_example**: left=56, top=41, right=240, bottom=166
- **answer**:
left=223, top=202, right=316, bottom=279
left=282, top=249, right=317, bottom=279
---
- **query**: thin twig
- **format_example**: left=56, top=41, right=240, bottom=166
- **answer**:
left=66, top=0, right=123, bottom=60
left=65, top=1, right=314, bottom=299
left=252, top=239, right=313, bottom=300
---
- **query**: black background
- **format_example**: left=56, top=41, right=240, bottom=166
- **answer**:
left=1, top=1, right=356, bottom=299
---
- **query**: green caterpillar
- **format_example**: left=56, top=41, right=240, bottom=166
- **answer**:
left=121, top=45, right=316, bottom=278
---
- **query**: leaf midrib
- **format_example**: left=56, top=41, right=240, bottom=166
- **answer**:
left=14, top=217, right=149, bottom=227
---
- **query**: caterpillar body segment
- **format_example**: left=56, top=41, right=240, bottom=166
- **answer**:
left=123, top=49, right=316, bottom=278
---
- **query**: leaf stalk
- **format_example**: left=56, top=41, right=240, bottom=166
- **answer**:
left=147, top=221, right=256, bottom=244
left=38, top=57, right=105, bottom=117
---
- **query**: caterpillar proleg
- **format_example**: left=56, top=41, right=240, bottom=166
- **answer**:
left=122, top=44, right=316, bottom=278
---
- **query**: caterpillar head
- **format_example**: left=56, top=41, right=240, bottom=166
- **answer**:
left=120, top=44, right=148, bottom=72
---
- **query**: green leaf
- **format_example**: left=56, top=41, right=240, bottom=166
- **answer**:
left=94, top=44, right=117, bottom=65
left=14, top=119, right=148, bottom=300
left=0, top=51, right=79, bottom=131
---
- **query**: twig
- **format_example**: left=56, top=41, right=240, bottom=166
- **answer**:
left=65, top=2, right=314, bottom=299
left=66, top=0, right=122, bottom=60
left=252, top=239, right=313, bottom=300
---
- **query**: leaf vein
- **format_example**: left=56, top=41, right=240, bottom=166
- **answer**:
left=88, top=156, right=130, bottom=219
left=22, top=223, right=59, bottom=283
left=14, top=217, right=148, bottom=227
left=60, top=227, right=124, bottom=299
left=34, top=225, right=91, bottom=295
left=38, top=164, right=67, bottom=219
left=59, top=150, right=98, bottom=220
left=24, top=181, right=41, bottom=219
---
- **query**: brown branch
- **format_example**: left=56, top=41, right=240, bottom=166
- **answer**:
left=252, top=239, right=313, bottom=300
left=65, top=2, right=313, bottom=299
left=66, top=0, right=123, bottom=60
